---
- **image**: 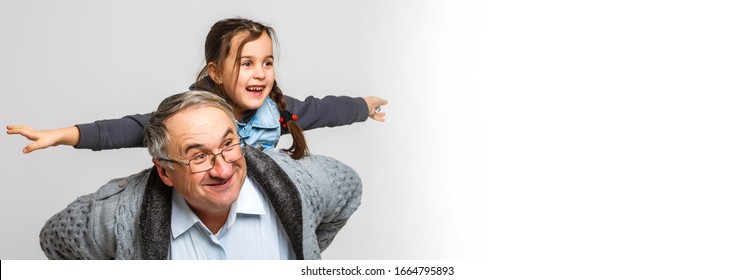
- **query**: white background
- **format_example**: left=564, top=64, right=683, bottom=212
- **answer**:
left=1, top=0, right=753, bottom=277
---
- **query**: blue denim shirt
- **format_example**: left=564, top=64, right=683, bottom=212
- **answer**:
left=237, top=97, right=280, bottom=151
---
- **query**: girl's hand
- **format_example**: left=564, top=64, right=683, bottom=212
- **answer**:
left=364, top=96, right=388, bottom=122
left=6, top=125, right=80, bottom=154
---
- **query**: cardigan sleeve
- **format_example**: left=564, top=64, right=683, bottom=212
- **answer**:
left=39, top=192, right=115, bottom=259
left=267, top=150, right=363, bottom=252
left=309, top=155, right=363, bottom=251
left=38, top=172, right=145, bottom=259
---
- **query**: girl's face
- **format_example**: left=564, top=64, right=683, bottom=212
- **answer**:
left=219, top=32, right=275, bottom=120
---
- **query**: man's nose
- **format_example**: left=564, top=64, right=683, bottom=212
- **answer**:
left=208, top=155, right=233, bottom=177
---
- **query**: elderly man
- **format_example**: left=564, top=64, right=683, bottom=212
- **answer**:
left=39, top=91, right=362, bottom=259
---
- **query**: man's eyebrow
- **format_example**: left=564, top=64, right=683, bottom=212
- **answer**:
left=183, top=143, right=204, bottom=156
left=222, top=129, right=233, bottom=140
left=182, top=129, right=235, bottom=155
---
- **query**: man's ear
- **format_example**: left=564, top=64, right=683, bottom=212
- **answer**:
left=207, top=62, right=222, bottom=84
left=152, top=159, right=174, bottom=187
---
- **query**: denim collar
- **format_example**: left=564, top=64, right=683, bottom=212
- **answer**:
left=237, top=97, right=279, bottom=131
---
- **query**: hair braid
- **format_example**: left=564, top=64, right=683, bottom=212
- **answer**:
left=270, top=81, right=308, bottom=159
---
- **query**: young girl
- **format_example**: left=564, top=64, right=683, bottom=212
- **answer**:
left=7, top=18, right=387, bottom=159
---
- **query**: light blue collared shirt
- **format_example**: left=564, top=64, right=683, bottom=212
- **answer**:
left=169, top=176, right=295, bottom=259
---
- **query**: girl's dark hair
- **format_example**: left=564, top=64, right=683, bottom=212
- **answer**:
left=198, top=18, right=308, bottom=159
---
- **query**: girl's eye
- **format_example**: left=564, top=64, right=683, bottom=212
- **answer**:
left=241, top=61, right=251, bottom=67
left=263, top=61, right=273, bottom=67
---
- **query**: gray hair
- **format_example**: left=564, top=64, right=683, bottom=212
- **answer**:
left=144, top=90, right=235, bottom=168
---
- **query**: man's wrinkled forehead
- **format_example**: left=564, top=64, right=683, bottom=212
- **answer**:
left=164, top=104, right=238, bottom=152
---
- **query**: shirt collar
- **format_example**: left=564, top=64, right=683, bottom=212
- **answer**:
left=171, top=176, right=267, bottom=238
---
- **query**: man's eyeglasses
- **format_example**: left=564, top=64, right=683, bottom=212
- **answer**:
left=158, top=142, right=245, bottom=173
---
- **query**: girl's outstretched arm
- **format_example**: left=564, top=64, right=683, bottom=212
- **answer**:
left=284, top=95, right=388, bottom=133
left=190, top=76, right=389, bottom=129
left=7, top=113, right=151, bottom=153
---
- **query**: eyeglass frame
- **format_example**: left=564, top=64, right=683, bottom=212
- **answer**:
left=157, top=142, right=246, bottom=173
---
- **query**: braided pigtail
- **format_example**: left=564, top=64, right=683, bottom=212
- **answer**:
left=270, top=81, right=309, bottom=159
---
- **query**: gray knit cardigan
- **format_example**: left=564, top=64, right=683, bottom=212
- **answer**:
left=39, top=148, right=362, bottom=259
